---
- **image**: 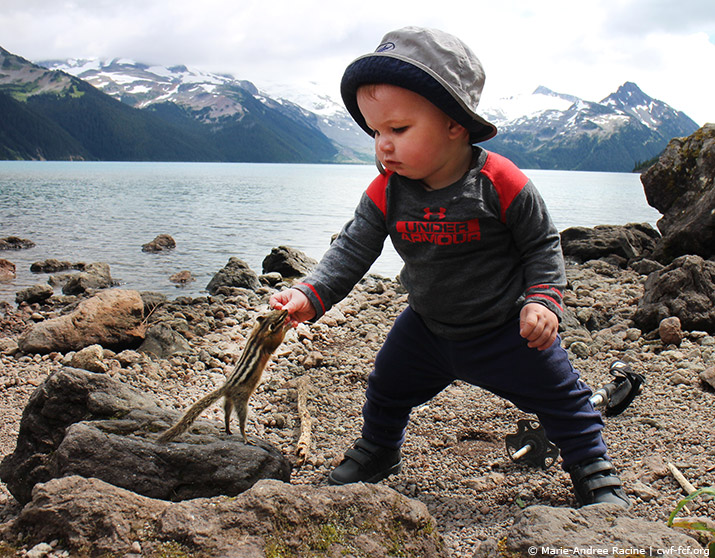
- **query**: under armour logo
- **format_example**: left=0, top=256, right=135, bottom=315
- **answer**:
left=423, top=207, right=446, bottom=220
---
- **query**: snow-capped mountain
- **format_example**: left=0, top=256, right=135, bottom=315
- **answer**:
left=1, top=44, right=699, bottom=170
left=38, top=57, right=373, bottom=162
left=481, top=83, right=699, bottom=171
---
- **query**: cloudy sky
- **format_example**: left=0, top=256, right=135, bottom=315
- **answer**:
left=2, top=0, right=714, bottom=125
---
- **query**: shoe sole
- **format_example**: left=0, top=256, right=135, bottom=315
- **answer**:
left=328, top=460, right=403, bottom=486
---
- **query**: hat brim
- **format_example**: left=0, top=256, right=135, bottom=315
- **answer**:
left=341, top=55, right=497, bottom=144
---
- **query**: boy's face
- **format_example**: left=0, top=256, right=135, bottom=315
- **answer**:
left=357, top=84, right=470, bottom=189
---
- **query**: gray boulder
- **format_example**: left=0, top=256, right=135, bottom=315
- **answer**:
left=262, top=245, right=318, bottom=277
left=138, top=322, right=191, bottom=357
left=1, top=476, right=446, bottom=558
left=641, top=123, right=715, bottom=263
left=633, top=254, right=715, bottom=334
left=62, top=261, right=116, bottom=295
left=206, top=257, right=260, bottom=294
left=0, top=367, right=290, bottom=504
left=560, top=223, right=660, bottom=263
left=474, top=504, right=700, bottom=557
left=15, top=283, right=54, bottom=305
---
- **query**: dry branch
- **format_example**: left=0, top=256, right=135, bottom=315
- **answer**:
left=295, top=375, right=312, bottom=466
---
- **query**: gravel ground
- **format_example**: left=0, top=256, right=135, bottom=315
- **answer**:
left=1, top=260, right=714, bottom=556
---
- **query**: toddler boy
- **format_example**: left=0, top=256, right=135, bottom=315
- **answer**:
left=271, top=26, right=629, bottom=507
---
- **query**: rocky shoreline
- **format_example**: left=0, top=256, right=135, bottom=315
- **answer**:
left=0, top=251, right=714, bottom=556
left=0, top=125, right=714, bottom=557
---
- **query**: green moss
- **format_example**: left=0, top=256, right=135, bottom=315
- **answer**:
left=263, top=499, right=441, bottom=558
left=150, top=541, right=196, bottom=558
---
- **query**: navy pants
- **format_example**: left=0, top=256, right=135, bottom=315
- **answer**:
left=361, top=307, right=608, bottom=469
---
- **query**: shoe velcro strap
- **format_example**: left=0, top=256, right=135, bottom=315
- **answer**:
left=581, top=475, right=622, bottom=492
left=573, top=459, right=614, bottom=480
left=344, top=448, right=373, bottom=467
left=354, top=438, right=381, bottom=452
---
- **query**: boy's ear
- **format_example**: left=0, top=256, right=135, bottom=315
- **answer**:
left=447, top=119, right=469, bottom=140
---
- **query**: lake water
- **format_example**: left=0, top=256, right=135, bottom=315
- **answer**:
left=0, top=161, right=661, bottom=304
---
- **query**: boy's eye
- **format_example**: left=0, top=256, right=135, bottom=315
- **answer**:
left=392, top=126, right=408, bottom=134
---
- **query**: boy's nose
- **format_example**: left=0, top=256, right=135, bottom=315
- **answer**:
left=376, top=136, right=394, bottom=153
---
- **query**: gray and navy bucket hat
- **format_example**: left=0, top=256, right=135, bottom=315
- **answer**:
left=341, top=26, right=497, bottom=144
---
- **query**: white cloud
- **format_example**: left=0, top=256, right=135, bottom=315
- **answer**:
left=1, top=0, right=713, bottom=124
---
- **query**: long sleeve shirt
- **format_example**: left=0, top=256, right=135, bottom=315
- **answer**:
left=294, top=147, right=566, bottom=341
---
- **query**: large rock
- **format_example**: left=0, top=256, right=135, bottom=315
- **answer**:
left=262, top=245, right=318, bottom=277
left=0, top=258, right=15, bottom=281
left=62, top=261, right=116, bottom=295
left=560, top=223, right=660, bottom=263
left=641, top=123, right=715, bottom=263
left=633, top=255, right=715, bottom=333
left=0, top=367, right=291, bottom=505
left=0, top=236, right=35, bottom=250
left=206, top=257, right=260, bottom=294
left=142, top=234, right=176, bottom=253
left=17, top=289, right=145, bottom=353
left=474, top=504, right=700, bottom=557
left=1, top=476, right=446, bottom=558
left=15, top=284, right=53, bottom=305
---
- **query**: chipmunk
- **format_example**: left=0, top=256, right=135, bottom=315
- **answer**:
left=157, top=309, right=291, bottom=444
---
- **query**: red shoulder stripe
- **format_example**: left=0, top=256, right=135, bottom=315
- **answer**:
left=479, top=152, right=529, bottom=223
left=365, top=171, right=392, bottom=218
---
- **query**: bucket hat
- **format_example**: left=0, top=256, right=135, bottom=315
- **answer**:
left=341, top=26, right=497, bottom=144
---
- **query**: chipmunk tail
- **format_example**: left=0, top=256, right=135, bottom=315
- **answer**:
left=156, top=387, right=226, bottom=443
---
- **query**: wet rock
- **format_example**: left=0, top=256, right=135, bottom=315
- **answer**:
left=0, top=258, right=16, bottom=281
left=62, top=262, right=116, bottom=295
left=0, top=236, right=35, bottom=250
left=642, top=123, right=715, bottom=263
left=30, top=259, right=85, bottom=273
left=633, top=255, right=715, bottom=334
left=169, top=270, right=195, bottom=284
left=141, top=234, right=176, bottom=252
left=15, top=284, right=54, bottom=305
left=473, top=504, right=700, bottom=557
left=18, top=289, right=145, bottom=354
left=0, top=476, right=445, bottom=558
left=0, top=367, right=291, bottom=505
left=262, top=245, right=317, bottom=278
left=560, top=223, right=660, bottom=263
left=206, top=257, right=260, bottom=294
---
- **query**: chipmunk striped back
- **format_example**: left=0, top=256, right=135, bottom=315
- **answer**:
left=157, top=309, right=290, bottom=444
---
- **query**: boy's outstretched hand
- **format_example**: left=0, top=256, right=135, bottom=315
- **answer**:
left=270, top=289, right=316, bottom=326
left=519, top=303, right=559, bottom=351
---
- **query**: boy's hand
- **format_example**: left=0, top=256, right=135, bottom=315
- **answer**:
left=519, top=303, right=558, bottom=351
left=269, top=289, right=316, bottom=326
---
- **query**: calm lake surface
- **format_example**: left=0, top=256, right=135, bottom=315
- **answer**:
left=0, top=161, right=661, bottom=303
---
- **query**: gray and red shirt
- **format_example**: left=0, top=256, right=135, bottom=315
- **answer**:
left=294, top=147, right=566, bottom=341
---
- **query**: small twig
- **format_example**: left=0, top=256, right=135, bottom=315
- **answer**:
left=295, top=375, right=312, bottom=466
left=668, top=462, right=695, bottom=515
left=668, top=462, right=697, bottom=495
